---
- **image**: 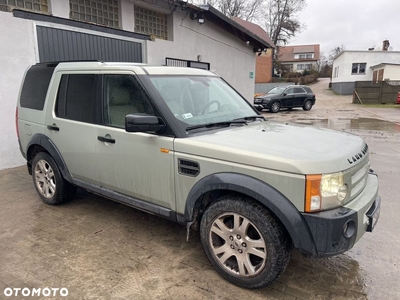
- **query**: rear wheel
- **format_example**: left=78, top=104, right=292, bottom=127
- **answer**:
left=32, top=152, right=76, bottom=205
left=302, top=99, right=313, bottom=111
left=200, top=195, right=292, bottom=289
left=269, top=101, right=281, bottom=113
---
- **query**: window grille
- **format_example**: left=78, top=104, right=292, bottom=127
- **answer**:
left=0, top=0, right=49, bottom=13
left=69, top=0, right=119, bottom=28
left=134, top=5, right=168, bottom=40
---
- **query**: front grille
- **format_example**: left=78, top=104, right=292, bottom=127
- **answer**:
left=178, top=159, right=200, bottom=177
left=349, top=156, right=369, bottom=201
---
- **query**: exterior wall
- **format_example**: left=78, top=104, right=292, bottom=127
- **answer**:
left=382, top=65, right=400, bottom=80
left=255, top=49, right=273, bottom=83
left=146, top=10, right=256, bottom=102
left=0, top=1, right=258, bottom=170
left=255, top=82, right=290, bottom=94
left=331, top=82, right=355, bottom=95
left=0, top=11, right=36, bottom=170
left=332, top=51, right=400, bottom=83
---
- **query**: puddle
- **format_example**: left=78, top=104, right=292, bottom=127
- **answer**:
left=294, top=117, right=400, bottom=132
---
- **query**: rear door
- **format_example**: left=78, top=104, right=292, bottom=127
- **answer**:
left=94, top=72, right=176, bottom=210
left=294, top=87, right=308, bottom=106
left=44, top=71, right=101, bottom=185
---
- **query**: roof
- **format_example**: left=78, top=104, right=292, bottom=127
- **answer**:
left=334, top=50, right=400, bottom=60
left=370, top=63, right=400, bottom=69
left=231, top=17, right=275, bottom=49
left=182, top=2, right=274, bottom=51
left=54, top=61, right=217, bottom=76
left=277, top=44, right=320, bottom=62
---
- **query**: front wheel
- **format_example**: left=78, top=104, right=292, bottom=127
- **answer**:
left=200, top=196, right=292, bottom=289
left=32, top=152, right=76, bottom=205
left=269, top=101, right=281, bottom=113
left=302, top=99, right=313, bottom=111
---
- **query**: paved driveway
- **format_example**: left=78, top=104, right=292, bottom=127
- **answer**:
left=1, top=78, right=399, bottom=299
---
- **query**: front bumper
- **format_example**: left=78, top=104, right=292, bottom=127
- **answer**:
left=300, top=173, right=380, bottom=257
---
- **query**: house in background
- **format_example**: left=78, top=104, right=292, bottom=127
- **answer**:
left=277, top=44, right=320, bottom=74
left=0, top=0, right=273, bottom=170
left=332, top=40, right=400, bottom=94
left=232, top=17, right=275, bottom=84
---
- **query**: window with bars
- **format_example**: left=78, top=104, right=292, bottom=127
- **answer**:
left=0, top=0, right=49, bottom=13
left=69, top=0, right=119, bottom=28
left=134, top=6, right=169, bottom=40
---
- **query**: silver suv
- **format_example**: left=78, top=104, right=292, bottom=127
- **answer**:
left=17, top=61, right=381, bottom=289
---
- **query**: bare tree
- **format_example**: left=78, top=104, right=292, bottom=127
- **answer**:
left=191, top=0, right=263, bottom=22
left=264, top=0, right=306, bottom=46
left=329, top=45, right=345, bottom=63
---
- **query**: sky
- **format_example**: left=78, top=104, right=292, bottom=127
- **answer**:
left=289, top=0, right=400, bottom=57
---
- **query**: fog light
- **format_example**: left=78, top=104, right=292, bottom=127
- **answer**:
left=343, top=220, right=356, bottom=238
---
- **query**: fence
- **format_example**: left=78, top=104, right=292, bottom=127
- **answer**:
left=353, top=81, right=400, bottom=104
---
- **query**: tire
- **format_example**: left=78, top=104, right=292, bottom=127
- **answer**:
left=32, top=152, right=76, bottom=205
left=200, top=195, right=292, bottom=289
left=302, top=99, right=313, bottom=111
left=269, top=101, right=281, bottom=113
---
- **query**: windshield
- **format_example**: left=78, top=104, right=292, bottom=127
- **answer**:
left=267, top=87, right=286, bottom=94
left=149, top=76, right=257, bottom=130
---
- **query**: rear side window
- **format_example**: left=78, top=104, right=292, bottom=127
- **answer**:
left=20, top=64, right=56, bottom=110
left=56, top=74, right=99, bottom=123
left=303, top=87, right=313, bottom=93
left=294, top=87, right=306, bottom=94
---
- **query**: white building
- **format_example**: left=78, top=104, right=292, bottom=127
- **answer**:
left=0, top=0, right=272, bottom=170
left=332, top=49, right=400, bottom=95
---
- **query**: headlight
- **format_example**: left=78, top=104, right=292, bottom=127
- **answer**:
left=305, top=172, right=348, bottom=212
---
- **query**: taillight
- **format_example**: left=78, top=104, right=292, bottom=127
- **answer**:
left=15, top=106, right=19, bottom=139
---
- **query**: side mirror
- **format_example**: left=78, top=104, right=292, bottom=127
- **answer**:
left=125, top=114, right=165, bottom=133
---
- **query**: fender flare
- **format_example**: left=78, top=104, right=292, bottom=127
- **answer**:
left=184, top=172, right=317, bottom=255
left=26, top=133, right=72, bottom=182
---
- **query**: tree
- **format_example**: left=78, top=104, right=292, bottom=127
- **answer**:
left=198, top=0, right=264, bottom=21
left=264, top=0, right=306, bottom=46
left=328, top=45, right=345, bottom=63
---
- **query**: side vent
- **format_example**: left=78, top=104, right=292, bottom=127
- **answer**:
left=178, top=159, right=200, bottom=177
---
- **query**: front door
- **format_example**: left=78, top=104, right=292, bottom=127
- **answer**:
left=95, top=72, right=176, bottom=210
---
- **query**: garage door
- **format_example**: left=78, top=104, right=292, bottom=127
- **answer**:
left=37, top=26, right=143, bottom=63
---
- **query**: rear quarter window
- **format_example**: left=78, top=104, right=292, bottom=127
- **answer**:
left=20, top=64, right=56, bottom=110
left=303, top=87, right=313, bottom=93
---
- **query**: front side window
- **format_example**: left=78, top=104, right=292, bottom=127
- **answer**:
left=69, top=0, right=119, bottom=28
left=56, top=74, right=99, bottom=123
left=149, top=76, right=256, bottom=130
left=104, top=75, right=154, bottom=128
left=352, top=63, right=366, bottom=75
left=135, top=6, right=169, bottom=40
left=286, top=88, right=295, bottom=94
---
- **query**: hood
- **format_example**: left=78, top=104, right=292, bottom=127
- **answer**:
left=174, top=121, right=366, bottom=174
left=258, top=93, right=282, bottom=100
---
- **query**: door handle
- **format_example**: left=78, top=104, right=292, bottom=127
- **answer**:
left=97, top=136, right=115, bottom=144
left=47, top=124, right=59, bottom=131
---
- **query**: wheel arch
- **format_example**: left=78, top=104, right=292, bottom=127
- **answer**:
left=26, top=133, right=72, bottom=181
left=184, top=172, right=317, bottom=255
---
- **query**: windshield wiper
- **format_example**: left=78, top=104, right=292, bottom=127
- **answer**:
left=233, top=115, right=266, bottom=122
left=186, top=120, right=247, bottom=132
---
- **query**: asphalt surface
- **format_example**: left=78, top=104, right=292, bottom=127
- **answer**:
left=1, top=78, right=399, bottom=299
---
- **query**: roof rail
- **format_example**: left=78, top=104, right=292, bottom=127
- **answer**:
left=35, top=60, right=103, bottom=67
